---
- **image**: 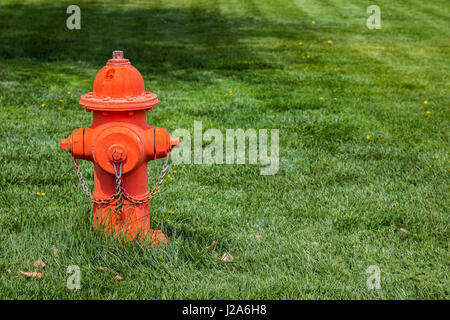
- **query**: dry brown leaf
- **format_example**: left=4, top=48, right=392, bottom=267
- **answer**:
left=19, top=270, right=42, bottom=278
left=99, top=266, right=109, bottom=272
left=206, top=240, right=216, bottom=250
left=399, top=228, right=409, bottom=233
left=33, top=258, right=45, bottom=269
left=220, top=252, right=234, bottom=262
left=114, top=274, right=124, bottom=281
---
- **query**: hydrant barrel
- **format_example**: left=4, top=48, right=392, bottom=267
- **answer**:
left=61, top=51, right=179, bottom=245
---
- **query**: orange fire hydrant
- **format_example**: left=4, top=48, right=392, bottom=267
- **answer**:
left=61, top=51, right=179, bottom=245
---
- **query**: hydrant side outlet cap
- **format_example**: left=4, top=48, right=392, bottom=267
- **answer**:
left=79, top=51, right=158, bottom=111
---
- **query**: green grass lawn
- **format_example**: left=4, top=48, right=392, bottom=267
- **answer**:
left=0, top=0, right=448, bottom=299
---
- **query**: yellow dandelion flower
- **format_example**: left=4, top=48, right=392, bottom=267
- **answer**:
left=319, top=97, right=324, bottom=101
left=167, top=210, right=174, bottom=214
left=298, top=41, right=303, bottom=46
left=157, top=189, right=160, bottom=193
left=327, top=40, right=333, bottom=44
left=36, top=192, right=41, bottom=196
left=311, top=21, right=316, bottom=25
left=41, top=104, right=45, bottom=107
left=306, top=55, right=310, bottom=59
left=366, top=135, right=371, bottom=141
left=426, top=110, right=431, bottom=114
left=41, top=192, right=46, bottom=196
left=333, top=97, right=337, bottom=101
left=196, top=198, right=201, bottom=202
left=58, top=106, right=62, bottom=110
left=423, top=100, right=428, bottom=105
left=172, top=170, right=177, bottom=174
left=59, top=99, right=64, bottom=103
left=229, top=90, right=233, bottom=95
left=67, top=91, right=71, bottom=95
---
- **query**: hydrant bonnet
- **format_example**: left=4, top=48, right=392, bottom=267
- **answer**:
left=79, top=51, right=158, bottom=111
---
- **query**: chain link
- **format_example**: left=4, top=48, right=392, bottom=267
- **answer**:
left=124, top=155, right=170, bottom=205
left=112, top=162, right=124, bottom=215
left=71, top=155, right=170, bottom=215
left=73, top=155, right=92, bottom=198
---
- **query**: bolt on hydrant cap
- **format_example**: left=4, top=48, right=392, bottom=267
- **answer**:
left=60, top=138, right=70, bottom=150
left=79, top=50, right=158, bottom=112
left=108, top=50, right=129, bottom=65
left=170, top=137, right=180, bottom=149
left=113, top=51, right=123, bottom=59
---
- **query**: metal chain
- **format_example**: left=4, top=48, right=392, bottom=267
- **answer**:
left=112, top=162, right=124, bottom=215
left=71, top=155, right=170, bottom=214
left=73, top=155, right=92, bottom=198
left=123, top=155, right=170, bottom=205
